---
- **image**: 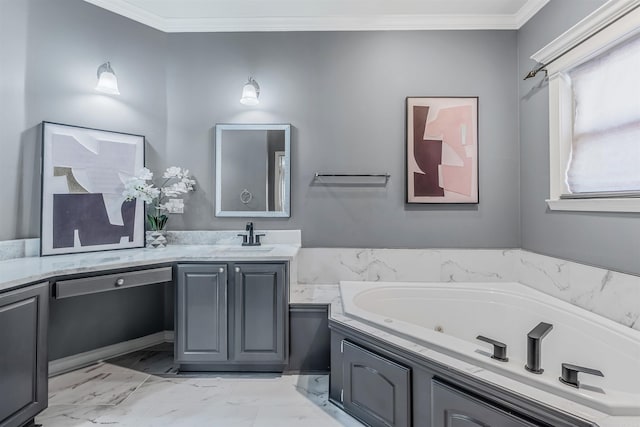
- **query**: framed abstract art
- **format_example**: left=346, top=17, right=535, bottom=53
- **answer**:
left=40, top=122, right=145, bottom=256
left=406, top=97, right=479, bottom=204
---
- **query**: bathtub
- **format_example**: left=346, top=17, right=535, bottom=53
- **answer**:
left=339, top=281, right=640, bottom=416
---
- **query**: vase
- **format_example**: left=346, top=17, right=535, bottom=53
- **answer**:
left=146, top=230, right=167, bottom=249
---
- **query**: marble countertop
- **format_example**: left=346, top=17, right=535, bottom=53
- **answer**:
left=0, top=244, right=300, bottom=293
left=324, top=284, right=639, bottom=427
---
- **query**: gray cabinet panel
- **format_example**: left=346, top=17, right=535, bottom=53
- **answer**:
left=175, top=264, right=228, bottom=363
left=342, top=341, right=411, bottom=427
left=0, top=282, right=48, bottom=427
left=288, top=304, right=330, bottom=373
left=233, top=263, right=286, bottom=364
left=432, top=380, right=542, bottom=427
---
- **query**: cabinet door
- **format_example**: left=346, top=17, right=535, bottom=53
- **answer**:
left=175, top=264, right=228, bottom=363
left=233, top=263, right=286, bottom=364
left=432, top=380, right=543, bottom=427
left=342, top=341, right=411, bottom=427
left=0, top=282, right=48, bottom=427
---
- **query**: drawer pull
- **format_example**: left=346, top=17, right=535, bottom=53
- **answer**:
left=235, top=267, right=241, bottom=273
left=115, top=278, right=125, bottom=287
left=219, top=267, right=225, bottom=273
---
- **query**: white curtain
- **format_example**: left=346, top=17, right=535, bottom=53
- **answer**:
left=567, top=34, right=640, bottom=193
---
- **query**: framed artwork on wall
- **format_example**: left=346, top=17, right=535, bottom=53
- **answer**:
left=406, top=97, right=479, bottom=204
left=40, top=122, right=145, bottom=256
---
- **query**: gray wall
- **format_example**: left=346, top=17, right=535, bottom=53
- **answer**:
left=0, top=0, right=168, bottom=240
left=0, top=0, right=28, bottom=240
left=166, top=31, right=520, bottom=248
left=0, top=0, right=170, bottom=355
left=1, top=0, right=521, bottom=248
left=518, top=0, right=640, bottom=275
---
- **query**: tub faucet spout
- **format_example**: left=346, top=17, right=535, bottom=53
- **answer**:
left=525, top=322, right=553, bottom=374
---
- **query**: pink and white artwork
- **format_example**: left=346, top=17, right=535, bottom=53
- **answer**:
left=406, top=97, right=479, bottom=204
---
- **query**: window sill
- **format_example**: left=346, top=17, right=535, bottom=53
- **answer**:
left=546, top=198, right=640, bottom=213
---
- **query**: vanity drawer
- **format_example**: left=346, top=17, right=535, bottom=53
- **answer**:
left=54, top=267, right=172, bottom=298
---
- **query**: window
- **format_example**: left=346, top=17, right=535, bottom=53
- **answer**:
left=531, top=0, right=640, bottom=212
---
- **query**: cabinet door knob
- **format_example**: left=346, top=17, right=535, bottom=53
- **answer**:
left=219, top=267, right=225, bottom=273
left=115, top=278, right=125, bottom=287
left=235, top=267, right=241, bottom=273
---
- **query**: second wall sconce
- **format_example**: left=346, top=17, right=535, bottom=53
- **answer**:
left=95, top=61, right=120, bottom=95
left=240, top=77, right=260, bottom=106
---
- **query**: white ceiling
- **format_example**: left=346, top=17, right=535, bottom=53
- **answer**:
left=82, top=0, right=550, bottom=32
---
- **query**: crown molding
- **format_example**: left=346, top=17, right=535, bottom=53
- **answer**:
left=514, top=0, right=550, bottom=29
left=83, top=0, right=167, bottom=30
left=531, top=0, right=640, bottom=65
left=83, top=0, right=550, bottom=32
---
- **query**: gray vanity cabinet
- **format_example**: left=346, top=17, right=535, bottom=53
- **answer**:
left=233, top=263, right=286, bottom=364
left=342, top=341, right=411, bottom=427
left=432, top=380, right=542, bottom=427
left=175, top=262, right=287, bottom=370
left=0, top=282, right=48, bottom=427
left=175, top=264, right=228, bottom=363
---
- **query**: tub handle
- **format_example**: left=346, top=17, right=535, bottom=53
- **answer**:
left=476, top=335, right=509, bottom=362
left=559, top=363, right=604, bottom=388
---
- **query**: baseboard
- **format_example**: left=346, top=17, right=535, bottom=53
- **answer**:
left=49, top=330, right=175, bottom=376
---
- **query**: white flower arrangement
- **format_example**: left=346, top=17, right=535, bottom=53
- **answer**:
left=123, top=166, right=196, bottom=231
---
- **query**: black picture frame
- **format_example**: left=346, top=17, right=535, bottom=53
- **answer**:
left=40, top=122, right=146, bottom=256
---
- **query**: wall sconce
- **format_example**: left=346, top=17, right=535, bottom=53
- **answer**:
left=240, top=77, right=260, bottom=106
left=95, top=61, right=120, bottom=95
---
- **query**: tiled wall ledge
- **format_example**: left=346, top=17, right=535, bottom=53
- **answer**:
left=0, top=238, right=40, bottom=261
left=0, top=230, right=301, bottom=262
left=296, top=248, right=640, bottom=332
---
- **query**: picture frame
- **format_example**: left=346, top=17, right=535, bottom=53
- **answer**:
left=406, top=97, right=479, bottom=204
left=40, top=122, right=145, bottom=256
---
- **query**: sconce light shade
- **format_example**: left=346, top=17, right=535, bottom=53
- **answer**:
left=240, top=77, right=260, bottom=106
left=95, top=62, right=120, bottom=95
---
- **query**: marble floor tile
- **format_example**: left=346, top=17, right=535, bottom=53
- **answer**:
left=107, top=348, right=178, bottom=375
left=48, top=363, right=150, bottom=406
left=39, top=346, right=363, bottom=427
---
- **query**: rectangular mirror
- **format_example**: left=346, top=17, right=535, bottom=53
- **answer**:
left=215, top=124, right=291, bottom=217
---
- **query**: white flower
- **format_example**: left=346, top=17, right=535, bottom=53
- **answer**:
left=122, top=165, right=195, bottom=213
left=163, top=166, right=182, bottom=179
left=138, top=167, right=153, bottom=181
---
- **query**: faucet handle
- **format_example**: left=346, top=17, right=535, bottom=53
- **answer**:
left=254, top=233, right=265, bottom=246
left=559, top=363, right=604, bottom=388
left=476, top=335, right=509, bottom=362
left=237, top=233, right=248, bottom=244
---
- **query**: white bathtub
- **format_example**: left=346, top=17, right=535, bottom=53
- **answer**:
left=340, top=281, right=640, bottom=416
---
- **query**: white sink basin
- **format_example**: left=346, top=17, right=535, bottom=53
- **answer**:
left=210, top=245, right=274, bottom=253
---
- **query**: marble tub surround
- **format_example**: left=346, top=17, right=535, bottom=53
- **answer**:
left=516, top=250, right=640, bottom=331
left=0, top=243, right=300, bottom=293
left=0, top=238, right=39, bottom=261
left=329, top=286, right=640, bottom=427
left=297, top=248, right=640, bottom=332
left=297, top=248, right=518, bottom=284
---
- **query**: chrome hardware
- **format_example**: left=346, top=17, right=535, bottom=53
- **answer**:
left=219, top=267, right=224, bottom=273
left=115, top=278, right=125, bottom=287
left=238, top=221, right=264, bottom=246
left=235, top=267, right=240, bottom=273
left=559, top=363, right=604, bottom=388
left=525, top=322, right=553, bottom=374
left=476, top=335, right=509, bottom=362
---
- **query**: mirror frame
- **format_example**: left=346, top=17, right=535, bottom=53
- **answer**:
left=215, top=123, right=291, bottom=218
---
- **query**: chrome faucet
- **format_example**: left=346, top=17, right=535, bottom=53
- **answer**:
left=238, top=222, right=264, bottom=246
left=525, top=322, right=553, bottom=374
